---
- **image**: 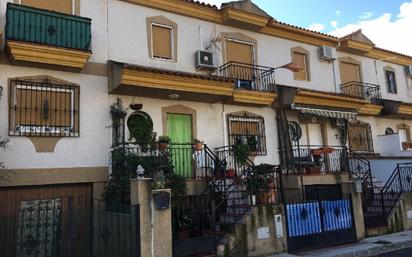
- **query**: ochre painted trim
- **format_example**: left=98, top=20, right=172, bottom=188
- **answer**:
left=339, top=39, right=374, bottom=53
left=120, top=68, right=234, bottom=96
left=161, top=105, right=197, bottom=139
left=6, top=41, right=91, bottom=68
left=119, top=0, right=412, bottom=66
left=28, top=137, right=62, bottom=153
left=0, top=167, right=108, bottom=187
left=222, top=7, right=269, bottom=29
left=358, top=103, right=383, bottom=116
left=233, top=89, right=277, bottom=106
left=294, top=90, right=366, bottom=110
left=398, top=104, right=412, bottom=115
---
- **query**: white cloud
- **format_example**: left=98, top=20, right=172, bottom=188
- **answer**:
left=329, top=2, right=412, bottom=56
left=307, top=23, right=325, bottom=32
left=359, top=11, right=374, bottom=19
left=336, top=10, right=341, bottom=16
left=200, top=0, right=237, bottom=7
left=331, top=20, right=338, bottom=28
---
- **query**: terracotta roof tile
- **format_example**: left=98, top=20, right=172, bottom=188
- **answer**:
left=184, top=0, right=218, bottom=9
left=121, top=62, right=234, bottom=83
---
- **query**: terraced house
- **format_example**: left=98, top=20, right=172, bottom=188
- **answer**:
left=0, top=0, right=411, bottom=257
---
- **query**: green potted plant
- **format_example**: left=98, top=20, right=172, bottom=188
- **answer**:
left=165, top=173, right=187, bottom=198
left=234, top=142, right=250, bottom=166
left=110, top=98, right=127, bottom=118
left=158, top=136, right=171, bottom=150
left=193, top=138, right=204, bottom=151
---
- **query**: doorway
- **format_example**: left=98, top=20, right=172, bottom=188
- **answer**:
left=167, top=113, right=193, bottom=177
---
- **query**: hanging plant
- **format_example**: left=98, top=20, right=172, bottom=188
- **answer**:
left=127, top=112, right=155, bottom=146
left=110, top=98, right=127, bottom=118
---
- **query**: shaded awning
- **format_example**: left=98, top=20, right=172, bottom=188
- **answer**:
left=292, top=105, right=358, bottom=120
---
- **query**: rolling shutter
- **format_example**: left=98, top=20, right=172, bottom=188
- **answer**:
left=21, top=0, right=73, bottom=14
left=152, top=25, right=172, bottom=59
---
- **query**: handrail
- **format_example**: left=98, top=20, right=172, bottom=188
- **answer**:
left=340, top=81, right=382, bottom=104
left=217, top=61, right=276, bottom=92
left=6, top=3, right=92, bottom=51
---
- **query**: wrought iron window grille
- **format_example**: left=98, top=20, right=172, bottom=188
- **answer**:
left=9, top=79, right=80, bottom=137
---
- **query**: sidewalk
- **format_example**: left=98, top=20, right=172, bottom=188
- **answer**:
left=266, top=230, right=412, bottom=257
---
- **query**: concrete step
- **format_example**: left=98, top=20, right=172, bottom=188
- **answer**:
left=366, top=226, right=389, bottom=237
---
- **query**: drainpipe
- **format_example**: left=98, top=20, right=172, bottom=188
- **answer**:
left=222, top=103, right=227, bottom=146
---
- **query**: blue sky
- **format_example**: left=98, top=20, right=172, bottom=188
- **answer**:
left=202, top=0, right=412, bottom=56
left=249, top=0, right=406, bottom=33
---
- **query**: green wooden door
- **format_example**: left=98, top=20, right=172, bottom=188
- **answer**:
left=167, top=114, right=193, bottom=177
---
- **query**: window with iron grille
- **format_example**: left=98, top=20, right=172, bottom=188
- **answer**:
left=385, top=70, right=397, bottom=94
left=227, top=113, right=267, bottom=155
left=9, top=79, right=80, bottom=137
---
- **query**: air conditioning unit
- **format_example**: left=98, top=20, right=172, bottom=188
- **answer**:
left=405, top=65, right=412, bottom=77
left=318, top=46, right=336, bottom=61
left=195, top=50, right=215, bottom=70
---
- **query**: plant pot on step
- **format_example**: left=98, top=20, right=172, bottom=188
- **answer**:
left=176, top=230, right=191, bottom=240
left=194, top=142, right=204, bottom=151
left=226, top=169, right=236, bottom=178
left=159, top=143, right=169, bottom=150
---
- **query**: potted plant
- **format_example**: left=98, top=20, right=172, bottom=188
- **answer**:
left=320, top=147, right=334, bottom=154
left=165, top=173, right=187, bottom=199
left=193, top=139, right=204, bottom=151
left=226, top=168, right=236, bottom=178
left=110, top=98, right=127, bottom=118
left=234, top=142, right=250, bottom=166
left=158, top=136, right=171, bottom=150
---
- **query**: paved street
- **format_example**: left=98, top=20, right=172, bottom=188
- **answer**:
left=372, top=247, right=412, bottom=257
left=267, top=231, right=412, bottom=257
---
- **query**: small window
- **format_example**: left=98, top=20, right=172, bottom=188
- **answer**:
left=385, top=70, right=397, bottom=94
left=9, top=79, right=80, bottom=137
left=151, top=24, right=173, bottom=60
left=385, top=127, right=394, bottom=135
left=228, top=113, right=266, bottom=155
left=21, top=0, right=75, bottom=15
left=293, top=52, right=309, bottom=81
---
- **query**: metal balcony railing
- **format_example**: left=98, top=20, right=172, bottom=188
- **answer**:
left=340, top=81, right=382, bottom=104
left=218, top=61, right=276, bottom=92
left=280, top=145, right=349, bottom=175
left=5, top=3, right=92, bottom=51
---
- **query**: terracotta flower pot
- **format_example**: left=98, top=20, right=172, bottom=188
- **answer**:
left=226, top=169, right=236, bottom=178
left=194, top=143, right=204, bottom=151
left=176, top=230, right=191, bottom=240
left=320, top=147, right=334, bottom=154
left=159, top=143, right=169, bottom=150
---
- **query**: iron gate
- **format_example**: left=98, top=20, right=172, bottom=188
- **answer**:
left=0, top=196, right=140, bottom=257
left=285, top=193, right=357, bottom=252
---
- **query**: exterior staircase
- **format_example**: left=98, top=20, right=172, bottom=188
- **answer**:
left=349, top=153, right=412, bottom=230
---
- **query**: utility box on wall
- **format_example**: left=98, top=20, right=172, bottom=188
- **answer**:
left=274, top=214, right=283, bottom=239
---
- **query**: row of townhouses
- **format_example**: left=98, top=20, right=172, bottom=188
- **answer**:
left=0, top=0, right=411, bottom=257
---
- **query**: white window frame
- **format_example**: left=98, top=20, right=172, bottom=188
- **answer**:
left=150, top=23, right=174, bottom=62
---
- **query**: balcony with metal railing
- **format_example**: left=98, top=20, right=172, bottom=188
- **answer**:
left=340, top=81, right=382, bottom=104
left=218, top=61, right=277, bottom=106
left=279, top=145, right=349, bottom=175
left=218, top=61, right=276, bottom=92
left=5, top=3, right=92, bottom=68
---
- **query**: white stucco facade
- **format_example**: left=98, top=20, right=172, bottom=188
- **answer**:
left=0, top=64, right=110, bottom=169
left=0, top=0, right=411, bottom=173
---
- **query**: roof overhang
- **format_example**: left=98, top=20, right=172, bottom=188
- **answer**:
left=382, top=100, right=412, bottom=120
left=339, top=38, right=374, bottom=54
left=294, top=89, right=367, bottom=110
left=233, top=89, right=277, bottom=106
left=108, top=61, right=234, bottom=102
left=6, top=40, right=91, bottom=69
left=222, top=7, right=270, bottom=30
